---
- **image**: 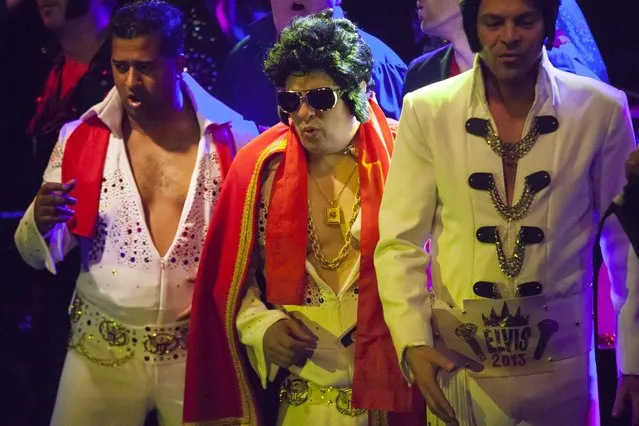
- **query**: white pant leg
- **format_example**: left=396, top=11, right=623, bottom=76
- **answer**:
left=277, top=403, right=368, bottom=426
left=517, top=351, right=599, bottom=426
left=50, top=349, right=149, bottom=426
left=427, top=352, right=598, bottom=426
left=154, top=360, right=187, bottom=426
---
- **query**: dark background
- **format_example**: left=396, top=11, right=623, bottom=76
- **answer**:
left=343, top=0, right=639, bottom=94
left=1, top=0, right=638, bottom=212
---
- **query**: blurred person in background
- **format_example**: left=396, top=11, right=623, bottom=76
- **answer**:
left=404, top=0, right=608, bottom=95
left=213, top=0, right=407, bottom=129
left=14, top=1, right=257, bottom=424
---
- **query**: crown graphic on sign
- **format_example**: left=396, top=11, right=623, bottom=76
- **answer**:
left=482, top=303, right=530, bottom=327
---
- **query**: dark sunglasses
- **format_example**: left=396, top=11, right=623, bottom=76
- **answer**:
left=277, top=87, right=345, bottom=114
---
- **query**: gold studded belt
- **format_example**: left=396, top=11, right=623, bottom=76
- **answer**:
left=279, top=376, right=367, bottom=417
left=67, top=293, right=188, bottom=367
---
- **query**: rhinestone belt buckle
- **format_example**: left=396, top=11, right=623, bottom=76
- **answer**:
left=335, top=388, right=366, bottom=416
left=70, top=296, right=84, bottom=323
left=279, top=378, right=310, bottom=406
left=144, top=332, right=179, bottom=355
left=99, top=320, right=129, bottom=346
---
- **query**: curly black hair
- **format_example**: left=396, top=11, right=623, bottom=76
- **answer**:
left=263, top=9, right=374, bottom=124
left=460, top=0, right=560, bottom=52
left=110, top=0, right=184, bottom=57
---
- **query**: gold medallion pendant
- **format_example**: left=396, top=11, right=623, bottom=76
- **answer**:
left=325, top=204, right=341, bottom=225
left=310, top=162, right=357, bottom=226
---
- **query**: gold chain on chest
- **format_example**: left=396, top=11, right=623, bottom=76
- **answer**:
left=488, top=176, right=535, bottom=222
left=309, top=163, right=358, bottom=226
left=485, top=121, right=540, bottom=162
left=307, top=189, right=361, bottom=270
left=494, top=227, right=526, bottom=279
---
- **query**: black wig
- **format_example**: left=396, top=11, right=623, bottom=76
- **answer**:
left=263, top=9, right=374, bottom=124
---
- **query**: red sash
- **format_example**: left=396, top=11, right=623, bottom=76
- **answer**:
left=184, top=102, right=423, bottom=425
left=61, top=115, right=237, bottom=238
left=184, top=123, right=290, bottom=425
left=449, top=53, right=461, bottom=77
left=61, top=115, right=110, bottom=238
left=209, top=123, right=237, bottom=180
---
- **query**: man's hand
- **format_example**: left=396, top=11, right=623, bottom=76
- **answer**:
left=612, top=374, right=639, bottom=425
left=405, top=345, right=458, bottom=425
left=34, top=180, right=76, bottom=236
left=626, top=150, right=639, bottom=185
left=263, top=317, right=316, bottom=368
left=176, top=276, right=197, bottom=321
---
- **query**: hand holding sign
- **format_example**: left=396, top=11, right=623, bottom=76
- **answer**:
left=263, top=317, right=316, bottom=368
left=405, top=345, right=458, bottom=425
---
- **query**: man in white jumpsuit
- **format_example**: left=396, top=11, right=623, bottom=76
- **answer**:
left=14, top=1, right=257, bottom=424
left=183, top=10, right=421, bottom=426
left=375, top=0, right=639, bottom=425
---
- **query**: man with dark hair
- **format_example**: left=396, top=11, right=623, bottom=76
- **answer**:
left=1, top=0, right=116, bottom=423
left=211, top=0, right=407, bottom=129
left=404, top=0, right=607, bottom=95
left=375, top=0, right=638, bottom=425
left=14, top=1, right=257, bottom=424
left=184, top=10, right=418, bottom=426
left=28, top=0, right=116, bottom=187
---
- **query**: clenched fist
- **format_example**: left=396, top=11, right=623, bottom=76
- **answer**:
left=34, top=179, right=76, bottom=236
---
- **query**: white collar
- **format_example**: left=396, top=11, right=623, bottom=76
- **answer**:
left=80, top=72, right=245, bottom=138
left=468, top=47, right=560, bottom=117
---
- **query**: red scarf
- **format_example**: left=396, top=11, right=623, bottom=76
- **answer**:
left=61, top=115, right=236, bottom=238
left=265, top=101, right=417, bottom=412
left=61, top=115, right=110, bottom=238
left=184, top=101, right=423, bottom=425
left=449, top=53, right=461, bottom=77
left=28, top=55, right=91, bottom=136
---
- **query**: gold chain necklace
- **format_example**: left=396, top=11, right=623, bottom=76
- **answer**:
left=307, top=189, right=361, bottom=270
left=484, top=121, right=541, bottom=163
left=494, top=227, right=526, bottom=278
left=309, top=163, right=358, bottom=225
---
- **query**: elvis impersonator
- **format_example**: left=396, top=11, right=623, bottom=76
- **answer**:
left=183, top=10, right=426, bottom=426
left=14, top=1, right=257, bottom=424
left=375, top=0, right=639, bottom=425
